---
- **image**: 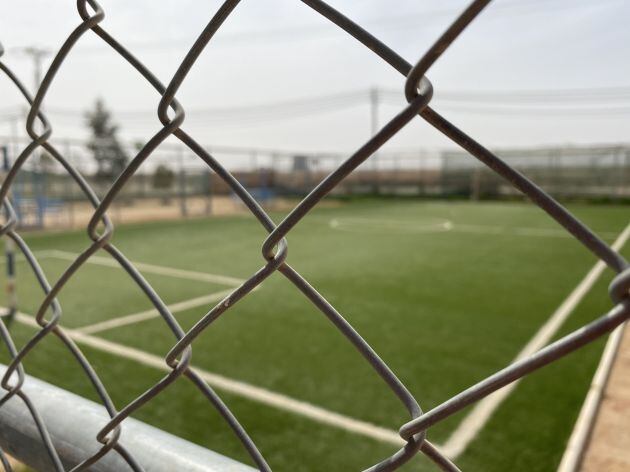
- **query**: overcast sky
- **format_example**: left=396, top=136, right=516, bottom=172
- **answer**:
left=1, top=0, right=629, bottom=154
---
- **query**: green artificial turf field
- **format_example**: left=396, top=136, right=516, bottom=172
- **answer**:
left=0, top=199, right=628, bottom=471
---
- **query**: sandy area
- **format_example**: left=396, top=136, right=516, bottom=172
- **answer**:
left=580, top=326, right=630, bottom=471
left=37, top=195, right=308, bottom=229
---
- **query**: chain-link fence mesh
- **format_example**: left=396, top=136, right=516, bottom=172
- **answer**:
left=0, top=0, right=628, bottom=471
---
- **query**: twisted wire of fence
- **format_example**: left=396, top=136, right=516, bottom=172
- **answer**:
left=0, top=0, right=628, bottom=471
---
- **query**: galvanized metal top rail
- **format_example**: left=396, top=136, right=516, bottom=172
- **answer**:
left=0, top=363, right=256, bottom=472
left=0, top=1, right=628, bottom=471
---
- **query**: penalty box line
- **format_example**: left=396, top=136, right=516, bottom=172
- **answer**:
left=2, top=249, right=245, bottom=287
left=78, top=282, right=263, bottom=335
left=328, top=218, right=620, bottom=240
left=42, top=249, right=248, bottom=335
left=7, top=249, right=249, bottom=335
left=13, top=311, right=405, bottom=447
left=0, top=250, right=60, bottom=264
left=438, top=222, right=630, bottom=459
left=74, top=288, right=236, bottom=335
left=45, top=250, right=246, bottom=286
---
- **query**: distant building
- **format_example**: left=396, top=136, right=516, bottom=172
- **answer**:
left=292, top=155, right=310, bottom=172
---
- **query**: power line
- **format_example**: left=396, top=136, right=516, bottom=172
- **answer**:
left=434, top=104, right=630, bottom=117
left=2, top=86, right=629, bottom=127
left=380, top=87, right=630, bottom=103
left=0, top=90, right=368, bottom=121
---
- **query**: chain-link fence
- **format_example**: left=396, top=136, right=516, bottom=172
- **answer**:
left=0, top=0, right=628, bottom=471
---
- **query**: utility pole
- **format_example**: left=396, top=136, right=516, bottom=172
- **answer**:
left=13, top=46, right=52, bottom=132
left=10, top=46, right=51, bottom=142
left=20, top=46, right=52, bottom=97
left=17, top=46, right=52, bottom=228
left=369, top=87, right=379, bottom=138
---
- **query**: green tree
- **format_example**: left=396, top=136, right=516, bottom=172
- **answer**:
left=85, top=98, right=128, bottom=181
left=152, top=164, right=175, bottom=190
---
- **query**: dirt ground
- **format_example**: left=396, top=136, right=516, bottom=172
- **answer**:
left=38, top=195, right=312, bottom=230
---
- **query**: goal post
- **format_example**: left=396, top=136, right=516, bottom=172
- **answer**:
left=1, top=145, right=16, bottom=326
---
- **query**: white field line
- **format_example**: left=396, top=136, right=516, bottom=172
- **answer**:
left=452, top=224, right=618, bottom=240
left=46, top=250, right=245, bottom=287
left=75, top=288, right=235, bottom=335
left=14, top=311, right=404, bottom=447
left=0, top=250, right=58, bottom=264
left=557, top=323, right=626, bottom=472
left=329, top=217, right=451, bottom=234
left=439, top=222, right=630, bottom=459
left=328, top=218, right=619, bottom=240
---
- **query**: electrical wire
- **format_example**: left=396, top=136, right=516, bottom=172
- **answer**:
left=2, top=85, right=629, bottom=126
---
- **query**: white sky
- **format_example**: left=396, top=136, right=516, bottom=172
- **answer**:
left=1, top=0, right=629, bottom=154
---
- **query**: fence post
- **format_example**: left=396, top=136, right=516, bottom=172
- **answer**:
left=64, top=139, right=75, bottom=228
left=1, top=146, right=16, bottom=325
left=624, top=148, right=630, bottom=200
left=178, top=147, right=188, bottom=218
left=470, top=166, right=481, bottom=201
left=204, top=168, right=213, bottom=216
left=245, top=151, right=256, bottom=206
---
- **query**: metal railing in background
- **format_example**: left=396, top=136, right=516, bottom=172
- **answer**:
left=0, top=0, right=628, bottom=471
left=0, top=136, right=627, bottom=230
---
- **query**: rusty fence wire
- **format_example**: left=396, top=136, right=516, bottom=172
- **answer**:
left=0, top=1, right=628, bottom=471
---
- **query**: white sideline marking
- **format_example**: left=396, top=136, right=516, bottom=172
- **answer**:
left=451, top=223, right=618, bottom=239
left=13, top=312, right=404, bottom=447
left=46, top=250, right=245, bottom=286
left=75, top=288, right=235, bottom=335
left=0, top=250, right=58, bottom=264
left=439, top=222, right=630, bottom=459
left=329, top=217, right=452, bottom=234
left=328, top=218, right=619, bottom=240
